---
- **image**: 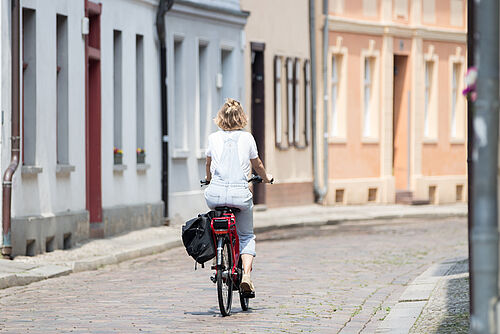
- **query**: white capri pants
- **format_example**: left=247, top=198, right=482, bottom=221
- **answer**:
left=204, top=181, right=256, bottom=257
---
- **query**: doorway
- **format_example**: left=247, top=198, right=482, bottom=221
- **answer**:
left=250, top=43, right=265, bottom=205
left=393, top=55, right=411, bottom=191
left=85, top=1, right=103, bottom=234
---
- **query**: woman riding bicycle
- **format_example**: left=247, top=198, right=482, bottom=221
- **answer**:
left=204, top=98, right=272, bottom=296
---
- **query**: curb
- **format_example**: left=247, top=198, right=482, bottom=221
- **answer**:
left=376, top=257, right=467, bottom=333
left=253, top=210, right=467, bottom=233
left=1, top=239, right=182, bottom=290
left=1, top=210, right=465, bottom=291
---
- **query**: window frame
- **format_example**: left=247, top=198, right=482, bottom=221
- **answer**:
left=423, top=45, right=439, bottom=142
left=360, top=40, right=380, bottom=143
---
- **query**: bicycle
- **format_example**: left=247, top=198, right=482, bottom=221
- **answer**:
left=200, top=175, right=272, bottom=316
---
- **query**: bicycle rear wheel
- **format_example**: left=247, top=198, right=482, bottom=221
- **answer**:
left=239, top=259, right=249, bottom=311
left=217, top=238, right=233, bottom=316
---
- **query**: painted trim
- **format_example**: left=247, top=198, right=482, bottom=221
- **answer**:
left=328, top=16, right=466, bottom=43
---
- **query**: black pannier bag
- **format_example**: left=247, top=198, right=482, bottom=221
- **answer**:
left=182, top=211, right=219, bottom=268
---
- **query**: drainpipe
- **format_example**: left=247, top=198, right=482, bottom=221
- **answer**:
left=2, top=0, right=20, bottom=259
left=310, top=0, right=329, bottom=203
left=470, top=0, right=499, bottom=332
left=156, top=0, right=174, bottom=219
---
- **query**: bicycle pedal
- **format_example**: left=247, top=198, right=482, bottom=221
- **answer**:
left=210, top=275, right=216, bottom=283
left=241, top=291, right=255, bottom=299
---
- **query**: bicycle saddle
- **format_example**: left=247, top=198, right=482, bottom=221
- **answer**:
left=215, top=206, right=240, bottom=213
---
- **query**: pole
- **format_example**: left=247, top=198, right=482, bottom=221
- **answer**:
left=470, top=0, right=499, bottom=332
left=466, top=0, right=474, bottom=315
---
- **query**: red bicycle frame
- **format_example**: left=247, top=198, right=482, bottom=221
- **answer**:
left=211, top=213, right=240, bottom=282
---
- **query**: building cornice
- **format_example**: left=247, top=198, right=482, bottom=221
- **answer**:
left=328, top=16, right=466, bottom=43
left=171, top=0, right=249, bottom=25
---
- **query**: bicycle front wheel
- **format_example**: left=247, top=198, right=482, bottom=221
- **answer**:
left=217, top=238, right=233, bottom=316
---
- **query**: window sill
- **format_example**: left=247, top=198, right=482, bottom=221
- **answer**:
left=22, top=165, right=43, bottom=175
left=328, top=137, right=347, bottom=144
left=196, top=150, right=206, bottom=160
left=172, top=149, right=189, bottom=159
left=137, top=163, right=150, bottom=172
left=361, top=137, right=379, bottom=144
left=113, top=164, right=127, bottom=173
left=423, top=138, right=438, bottom=144
left=450, top=138, right=465, bottom=145
left=56, top=164, right=75, bottom=175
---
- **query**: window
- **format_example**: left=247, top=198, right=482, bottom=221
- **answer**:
left=136, top=35, right=145, bottom=163
left=331, top=56, right=339, bottom=136
left=286, top=58, right=294, bottom=144
left=221, top=48, right=235, bottom=104
left=113, top=30, right=123, bottom=162
left=363, top=58, right=373, bottom=137
left=304, top=60, right=311, bottom=145
left=56, top=14, right=69, bottom=165
left=293, top=59, right=300, bottom=145
left=424, top=46, right=438, bottom=140
left=23, top=8, right=36, bottom=166
left=450, top=61, right=465, bottom=139
left=450, top=0, right=464, bottom=27
left=394, top=0, right=408, bottom=19
left=198, top=42, right=209, bottom=153
left=274, top=56, right=284, bottom=147
left=451, top=63, right=458, bottom=137
left=423, top=0, right=436, bottom=23
left=424, top=61, right=432, bottom=137
left=173, top=37, right=187, bottom=152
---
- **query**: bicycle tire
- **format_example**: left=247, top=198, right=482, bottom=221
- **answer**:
left=238, top=260, right=249, bottom=311
left=217, top=238, right=233, bottom=316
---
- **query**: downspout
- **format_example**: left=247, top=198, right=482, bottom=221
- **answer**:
left=311, top=0, right=329, bottom=202
left=2, top=0, right=20, bottom=259
left=156, top=0, right=174, bottom=219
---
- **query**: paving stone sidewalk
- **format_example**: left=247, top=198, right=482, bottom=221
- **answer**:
left=0, top=203, right=467, bottom=291
left=378, top=257, right=469, bottom=333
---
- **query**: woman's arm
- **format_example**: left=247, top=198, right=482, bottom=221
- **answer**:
left=250, top=157, right=273, bottom=183
left=206, top=156, right=212, bottom=182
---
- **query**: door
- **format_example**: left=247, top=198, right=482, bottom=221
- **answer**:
left=250, top=43, right=265, bottom=205
left=393, top=55, right=410, bottom=191
left=85, top=0, right=103, bottom=234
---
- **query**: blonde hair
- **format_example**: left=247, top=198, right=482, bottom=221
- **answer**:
left=214, top=98, right=248, bottom=131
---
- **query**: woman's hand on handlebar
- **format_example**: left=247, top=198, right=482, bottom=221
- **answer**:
left=265, top=174, right=274, bottom=184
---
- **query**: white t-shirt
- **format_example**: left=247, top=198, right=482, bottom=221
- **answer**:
left=206, top=130, right=258, bottom=177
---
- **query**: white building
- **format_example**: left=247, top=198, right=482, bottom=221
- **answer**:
left=166, top=0, right=248, bottom=223
left=1, top=0, right=164, bottom=256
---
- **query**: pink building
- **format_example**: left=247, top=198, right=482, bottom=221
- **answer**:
left=320, top=0, right=467, bottom=205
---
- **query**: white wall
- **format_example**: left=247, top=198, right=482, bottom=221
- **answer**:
left=8, top=0, right=162, bottom=220
left=12, top=0, right=86, bottom=217
left=166, top=3, right=247, bottom=223
left=100, top=0, right=162, bottom=208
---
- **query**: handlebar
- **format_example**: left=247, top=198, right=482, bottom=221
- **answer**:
left=200, top=175, right=274, bottom=187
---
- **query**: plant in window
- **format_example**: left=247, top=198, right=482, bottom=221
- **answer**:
left=113, top=147, right=123, bottom=165
left=136, top=148, right=146, bottom=164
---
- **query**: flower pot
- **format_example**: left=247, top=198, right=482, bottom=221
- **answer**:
left=114, top=154, right=123, bottom=165
left=137, top=152, right=146, bottom=164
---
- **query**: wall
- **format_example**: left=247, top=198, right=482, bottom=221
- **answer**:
left=241, top=0, right=314, bottom=208
left=166, top=2, right=247, bottom=223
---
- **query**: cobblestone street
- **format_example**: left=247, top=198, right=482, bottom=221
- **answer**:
left=0, top=217, right=467, bottom=333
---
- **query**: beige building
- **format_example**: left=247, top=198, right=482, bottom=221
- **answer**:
left=241, top=0, right=315, bottom=208
left=318, top=0, right=468, bottom=205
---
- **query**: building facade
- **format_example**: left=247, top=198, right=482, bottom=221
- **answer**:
left=320, top=0, right=467, bottom=205
left=1, top=0, right=164, bottom=256
left=166, top=0, right=248, bottom=223
left=240, top=0, right=315, bottom=208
